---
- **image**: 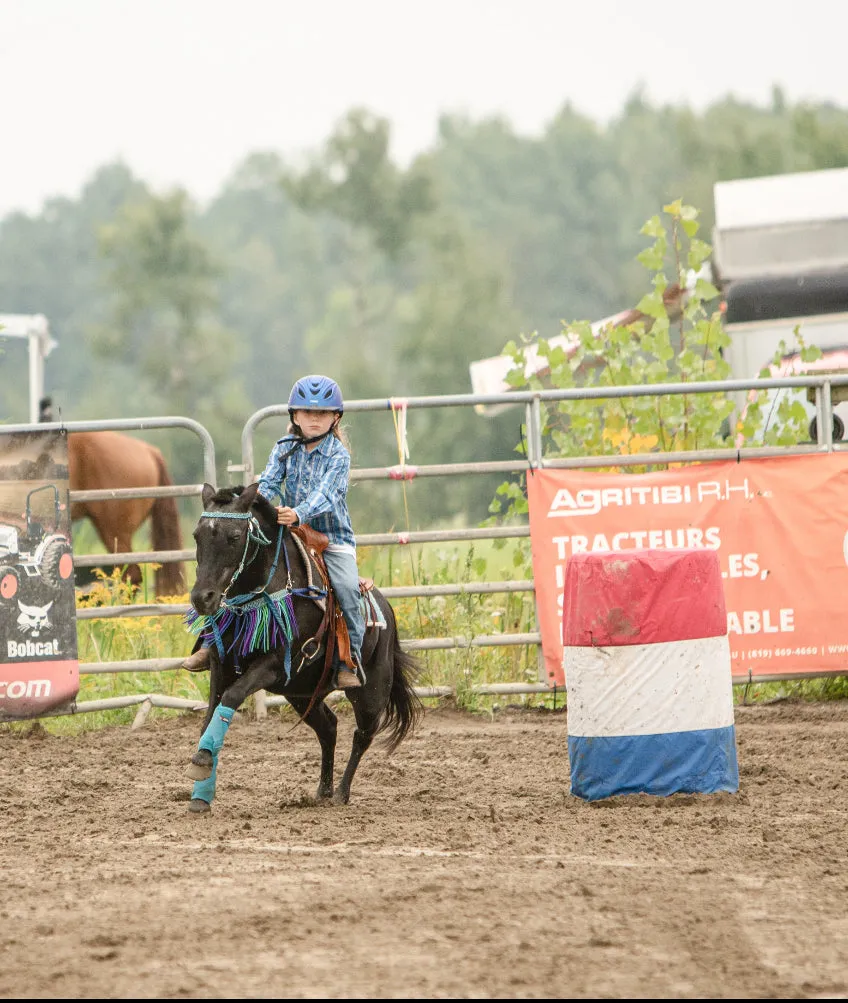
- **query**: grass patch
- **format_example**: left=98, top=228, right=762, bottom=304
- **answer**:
left=734, top=675, right=848, bottom=705
left=358, top=540, right=540, bottom=712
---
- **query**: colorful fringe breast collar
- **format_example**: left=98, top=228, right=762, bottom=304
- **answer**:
left=185, top=509, right=326, bottom=679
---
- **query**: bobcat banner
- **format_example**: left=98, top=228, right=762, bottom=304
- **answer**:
left=0, top=430, right=79, bottom=720
left=527, top=454, right=848, bottom=687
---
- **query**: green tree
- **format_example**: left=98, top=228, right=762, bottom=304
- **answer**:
left=280, top=115, right=523, bottom=529
left=3, top=91, right=846, bottom=515
left=199, top=152, right=339, bottom=408
left=487, top=201, right=820, bottom=530
left=93, top=189, right=250, bottom=479
left=283, top=108, right=435, bottom=259
left=0, top=163, right=147, bottom=422
left=430, top=94, right=848, bottom=343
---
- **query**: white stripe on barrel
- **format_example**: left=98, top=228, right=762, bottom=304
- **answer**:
left=563, top=548, right=739, bottom=801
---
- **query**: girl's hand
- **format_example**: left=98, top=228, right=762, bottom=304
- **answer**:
left=276, top=506, right=299, bottom=526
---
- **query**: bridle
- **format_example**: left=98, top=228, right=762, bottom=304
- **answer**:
left=200, top=510, right=281, bottom=600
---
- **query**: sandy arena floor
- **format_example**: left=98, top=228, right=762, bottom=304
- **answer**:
left=1, top=700, right=847, bottom=999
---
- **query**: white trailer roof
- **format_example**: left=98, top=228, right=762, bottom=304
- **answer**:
left=713, top=168, right=848, bottom=281
left=714, top=167, right=848, bottom=230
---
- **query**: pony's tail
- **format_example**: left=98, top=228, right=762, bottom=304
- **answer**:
left=380, top=603, right=423, bottom=753
left=150, top=449, right=185, bottom=596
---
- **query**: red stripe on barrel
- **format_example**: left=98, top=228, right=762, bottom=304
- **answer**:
left=562, top=548, right=726, bottom=648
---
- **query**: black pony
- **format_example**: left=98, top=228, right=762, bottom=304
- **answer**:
left=185, top=483, right=422, bottom=814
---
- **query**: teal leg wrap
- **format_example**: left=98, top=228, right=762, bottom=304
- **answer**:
left=191, top=704, right=235, bottom=804
left=192, top=760, right=217, bottom=804
left=199, top=704, right=235, bottom=755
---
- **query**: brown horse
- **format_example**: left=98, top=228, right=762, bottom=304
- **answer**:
left=68, top=432, right=185, bottom=596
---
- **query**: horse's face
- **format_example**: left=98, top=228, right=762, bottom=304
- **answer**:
left=190, top=483, right=262, bottom=615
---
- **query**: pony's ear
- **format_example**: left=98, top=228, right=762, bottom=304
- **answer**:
left=235, top=483, right=260, bottom=511
left=201, top=483, right=217, bottom=508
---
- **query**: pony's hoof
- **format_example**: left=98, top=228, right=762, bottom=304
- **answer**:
left=188, top=798, right=211, bottom=814
left=188, top=749, right=213, bottom=780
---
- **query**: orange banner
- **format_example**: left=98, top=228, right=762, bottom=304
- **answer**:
left=527, top=454, right=848, bottom=685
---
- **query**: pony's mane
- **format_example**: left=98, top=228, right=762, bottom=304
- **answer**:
left=211, top=485, right=278, bottom=525
left=209, top=486, right=243, bottom=505
left=251, top=490, right=279, bottom=524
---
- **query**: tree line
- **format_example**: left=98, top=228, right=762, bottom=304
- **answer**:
left=1, top=88, right=847, bottom=531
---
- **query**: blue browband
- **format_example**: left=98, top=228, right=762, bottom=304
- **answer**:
left=201, top=509, right=272, bottom=541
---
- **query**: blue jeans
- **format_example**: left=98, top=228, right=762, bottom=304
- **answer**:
left=323, top=548, right=365, bottom=666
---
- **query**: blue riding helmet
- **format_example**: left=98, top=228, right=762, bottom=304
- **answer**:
left=288, top=375, right=344, bottom=413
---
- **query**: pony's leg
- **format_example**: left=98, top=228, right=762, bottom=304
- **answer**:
left=330, top=623, right=398, bottom=805
left=199, top=650, right=225, bottom=735
left=187, top=656, right=279, bottom=814
left=287, top=696, right=338, bottom=801
left=333, top=691, right=381, bottom=806
left=332, top=611, right=412, bottom=807
left=187, top=705, right=235, bottom=811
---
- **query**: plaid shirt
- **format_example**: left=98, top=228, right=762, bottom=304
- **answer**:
left=257, top=434, right=356, bottom=549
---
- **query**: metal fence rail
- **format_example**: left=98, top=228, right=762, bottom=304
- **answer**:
left=75, top=633, right=545, bottom=676
left=3, top=416, right=218, bottom=485
left=75, top=580, right=537, bottom=623
left=241, top=372, right=848, bottom=481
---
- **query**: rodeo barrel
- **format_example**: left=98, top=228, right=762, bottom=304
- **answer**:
left=562, top=548, right=739, bottom=801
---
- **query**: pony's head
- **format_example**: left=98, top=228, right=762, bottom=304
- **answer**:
left=190, top=483, right=277, bottom=615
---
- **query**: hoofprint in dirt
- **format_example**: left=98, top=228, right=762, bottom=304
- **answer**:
left=0, top=703, right=847, bottom=999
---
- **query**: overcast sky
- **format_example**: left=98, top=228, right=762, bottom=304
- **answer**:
left=2, top=0, right=847, bottom=218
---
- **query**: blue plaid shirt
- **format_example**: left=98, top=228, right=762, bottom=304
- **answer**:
left=257, top=434, right=356, bottom=549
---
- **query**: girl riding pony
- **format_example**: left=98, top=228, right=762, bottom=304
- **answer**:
left=182, top=375, right=366, bottom=689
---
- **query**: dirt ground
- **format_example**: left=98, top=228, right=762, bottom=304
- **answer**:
left=1, top=700, right=847, bottom=1000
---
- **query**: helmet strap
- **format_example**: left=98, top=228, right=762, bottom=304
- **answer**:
left=301, top=429, right=333, bottom=446
left=284, top=413, right=340, bottom=458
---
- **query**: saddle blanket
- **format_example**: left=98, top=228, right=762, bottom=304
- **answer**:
left=360, top=593, right=387, bottom=629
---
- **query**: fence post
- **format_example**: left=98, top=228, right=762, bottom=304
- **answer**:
left=527, top=395, right=546, bottom=683
left=254, top=690, right=268, bottom=720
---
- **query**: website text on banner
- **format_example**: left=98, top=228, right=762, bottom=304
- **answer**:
left=527, top=454, right=848, bottom=686
left=0, top=430, right=79, bottom=720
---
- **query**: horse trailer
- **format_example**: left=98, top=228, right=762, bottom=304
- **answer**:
left=713, top=167, right=848, bottom=442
